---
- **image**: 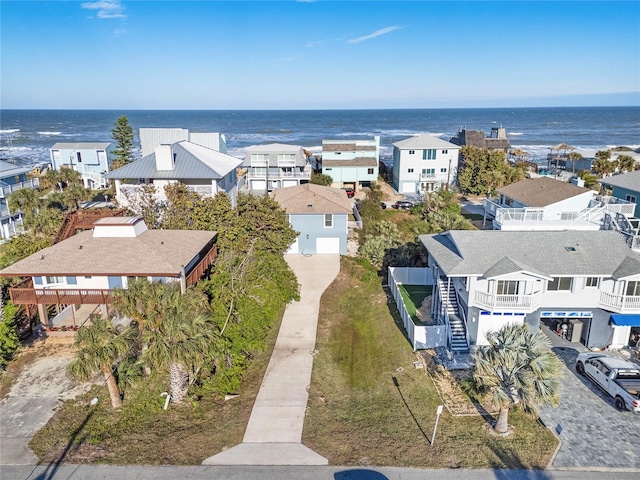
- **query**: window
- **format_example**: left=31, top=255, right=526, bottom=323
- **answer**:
left=84, top=276, right=92, bottom=279
left=585, top=277, right=600, bottom=288
left=408, top=168, right=414, bottom=173
left=548, top=277, right=572, bottom=291
left=626, top=194, right=637, bottom=203
left=497, top=280, right=520, bottom=295
left=277, top=153, right=296, bottom=167
left=325, top=168, right=332, bottom=171
left=422, top=168, right=435, bottom=176
left=34, top=276, right=43, bottom=285
left=409, top=150, right=415, bottom=155
left=367, top=168, right=374, bottom=174
left=52, top=150, right=61, bottom=162
left=76, top=152, right=82, bottom=163
left=251, top=154, right=268, bottom=166
left=440, top=168, right=447, bottom=173
left=67, top=276, right=77, bottom=285
left=324, top=214, right=333, bottom=228
left=442, top=149, right=448, bottom=154
left=626, top=281, right=640, bottom=296
left=45, top=276, right=65, bottom=284
left=98, top=150, right=107, bottom=163
left=422, top=149, right=437, bottom=160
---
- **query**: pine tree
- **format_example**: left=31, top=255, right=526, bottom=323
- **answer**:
left=111, top=116, right=134, bottom=170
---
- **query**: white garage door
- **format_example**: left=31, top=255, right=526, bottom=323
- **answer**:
left=286, top=238, right=299, bottom=254
left=250, top=179, right=267, bottom=190
left=401, top=182, right=416, bottom=194
left=283, top=179, right=298, bottom=188
left=316, top=237, right=340, bottom=254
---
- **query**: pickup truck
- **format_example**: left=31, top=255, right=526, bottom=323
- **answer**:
left=575, top=352, right=640, bottom=413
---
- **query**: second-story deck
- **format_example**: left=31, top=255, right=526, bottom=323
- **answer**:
left=474, top=290, right=542, bottom=312
left=0, top=178, right=40, bottom=199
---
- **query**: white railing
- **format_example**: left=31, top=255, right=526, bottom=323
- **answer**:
left=596, top=195, right=636, bottom=216
left=474, top=291, right=541, bottom=311
left=599, top=292, right=640, bottom=312
left=245, top=169, right=310, bottom=179
left=0, top=178, right=40, bottom=198
left=118, top=183, right=215, bottom=203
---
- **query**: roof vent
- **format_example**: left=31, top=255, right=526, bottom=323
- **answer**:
left=565, top=246, right=577, bottom=252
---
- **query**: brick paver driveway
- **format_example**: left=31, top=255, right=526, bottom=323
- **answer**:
left=539, top=346, right=640, bottom=469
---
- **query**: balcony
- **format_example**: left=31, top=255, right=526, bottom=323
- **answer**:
left=10, top=283, right=112, bottom=305
left=118, top=183, right=216, bottom=203
left=245, top=168, right=310, bottom=180
left=474, top=290, right=542, bottom=312
left=0, top=178, right=40, bottom=199
left=599, top=292, right=640, bottom=313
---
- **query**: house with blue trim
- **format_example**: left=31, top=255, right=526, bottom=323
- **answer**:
left=273, top=183, right=353, bottom=255
left=321, top=137, right=379, bottom=190
left=599, top=170, right=640, bottom=219
left=1, top=160, right=40, bottom=241
left=49, top=142, right=112, bottom=189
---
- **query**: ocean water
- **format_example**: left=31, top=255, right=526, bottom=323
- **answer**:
left=1, top=107, right=639, bottom=168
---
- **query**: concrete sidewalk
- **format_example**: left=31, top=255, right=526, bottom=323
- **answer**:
left=203, top=254, right=340, bottom=466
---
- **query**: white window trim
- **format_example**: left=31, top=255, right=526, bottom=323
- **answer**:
left=324, top=213, right=333, bottom=228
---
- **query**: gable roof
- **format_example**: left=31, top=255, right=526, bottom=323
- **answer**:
left=0, top=228, right=216, bottom=277
left=497, top=177, right=593, bottom=207
left=393, top=134, right=459, bottom=150
left=0, top=160, right=33, bottom=180
left=105, top=141, right=241, bottom=180
left=598, top=170, right=640, bottom=192
left=420, top=230, right=640, bottom=278
left=272, top=183, right=352, bottom=215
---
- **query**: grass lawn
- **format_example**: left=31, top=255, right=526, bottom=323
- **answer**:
left=303, top=257, right=558, bottom=468
left=398, top=284, right=432, bottom=322
left=27, top=310, right=285, bottom=465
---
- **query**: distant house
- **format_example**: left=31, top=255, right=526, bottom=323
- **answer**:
left=0, top=160, right=40, bottom=240
left=49, top=142, right=112, bottom=189
left=392, top=134, right=460, bottom=194
left=599, top=170, right=640, bottom=218
left=105, top=141, right=242, bottom=207
left=243, top=143, right=311, bottom=192
left=272, top=183, right=353, bottom=255
left=449, top=127, right=511, bottom=151
left=404, top=229, right=640, bottom=351
left=0, top=216, right=217, bottom=331
left=321, top=137, right=379, bottom=190
left=139, top=128, right=228, bottom=157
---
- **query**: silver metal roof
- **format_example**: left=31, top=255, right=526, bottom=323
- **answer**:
left=50, top=142, right=111, bottom=150
left=393, top=134, right=460, bottom=150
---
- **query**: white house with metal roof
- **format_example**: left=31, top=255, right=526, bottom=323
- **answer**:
left=483, top=177, right=637, bottom=231
left=392, top=134, right=460, bottom=194
left=398, top=230, right=640, bottom=353
left=0, top=216, right=218, bottom=331
left=321, top=137, right=379, bottom=190
left=105, top=141, right=242, bottom=208
left=139, top=128, right=227, bottom=157
left=243, top=143, right=311, bottom=192
left=49, top=142, right=112, bottom=189
left=1, top=160, right=40, bottom=241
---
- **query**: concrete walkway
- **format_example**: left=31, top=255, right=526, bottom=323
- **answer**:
left=204, top=254, right=340, bottom=466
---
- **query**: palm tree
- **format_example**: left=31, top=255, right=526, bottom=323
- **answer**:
left=568, top=152, right=583, bottom=174
left=68, top=318, right=137, bottom=408
left=592, top=158, right=615, bottom=178
left=576, top=170, right=599, bottom=190
left=473, top=323, right=562, bottom=434
left=617, top=155, right=636, bottom=173
left=8, top=188, right=40, bottom=216
left=137, top=283, right=216, bottom=404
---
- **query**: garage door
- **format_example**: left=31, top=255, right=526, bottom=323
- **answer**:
left=316, top=237, right=340, bottom=254
left=283, top=179, right=298, bottom=188
left=250, top=179, right=267, bottom=190
left=401, top=182, right=416, bottom=194
left=286, top=238, right=299, bottom=254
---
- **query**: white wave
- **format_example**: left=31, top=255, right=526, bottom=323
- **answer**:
left=508, top=132, right=525, bottom=136
left=0, top=129, right=20, bottom=134
left=38, top=131, right=62, bottom=136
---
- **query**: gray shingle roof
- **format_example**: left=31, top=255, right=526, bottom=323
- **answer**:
left=105, top=141, right=241, bottom=180
left=242, top=143, right=307, bottom=167
left=393, top=134, right=459, bottom=150
left=420, top=230, right=640, bottom=278
left=483, top=257, right=551, bottom=280
left=598, top=170, right=640, bottom=192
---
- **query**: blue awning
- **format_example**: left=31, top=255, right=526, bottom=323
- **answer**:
left=610, top=314, right=640, bottom=327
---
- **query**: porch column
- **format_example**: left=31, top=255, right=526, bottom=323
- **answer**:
left=37, top=304, right=50, bottom=328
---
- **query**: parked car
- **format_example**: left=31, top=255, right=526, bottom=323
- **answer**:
left=392, top=200, right=413, bottom=210
left=343, top=187, right=355, bottom=198
left=575, top=352, right=640, bottom=413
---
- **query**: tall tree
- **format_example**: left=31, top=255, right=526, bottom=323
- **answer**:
left=568, top=151, right=584, bottom=174
left=457, top=146, right=525, bottom=196
left=8, top=188, right=40, bottom=216
left=473, top=324, right=562, bottom=434
left=616, top=155, right=636, bottom=173
left=592, top=157, right=615, bottom=177
left=310, top=172, right=333, bottom=186
left=68, top=318, right=137, bottom=408
left=111, top=116, right=135, bottom=170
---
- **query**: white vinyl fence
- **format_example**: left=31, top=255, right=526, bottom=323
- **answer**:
left=388, top=266, right=446, bottom=350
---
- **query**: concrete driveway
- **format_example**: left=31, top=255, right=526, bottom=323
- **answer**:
left=539, top=344, right=640, bottom=468
left=0, top=353, right=90, bottom=465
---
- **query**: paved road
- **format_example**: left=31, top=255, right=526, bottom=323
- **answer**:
left=2, top=465, right=639, bottom=480
left=539, top=345, right=640, bottom=469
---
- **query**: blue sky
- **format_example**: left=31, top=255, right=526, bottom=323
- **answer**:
left=2, top=1, right=639, bottom=109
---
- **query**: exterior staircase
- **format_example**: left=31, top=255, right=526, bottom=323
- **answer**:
left=437, top=278, right=469, bottom=353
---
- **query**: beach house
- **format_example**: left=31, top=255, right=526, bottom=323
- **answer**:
left=321, top=137, right=379, bottom=190
left=392, top=134, right=460, bottom=194
left=105, top=141, right=242, bottom=208
left=449, top=126, right=511, bottom=151
left=599, top=170, right=640, bottom=219
left=389, top=229, right=640, bottom=352
left=0, top=160, right=40, bottom=241
left=272, top=183, right=353, bottom=255
left=139, top=128, right=227, bottom=157
left=242, top=143, right=311, bottom=192
left=0, top=216, right=217, bottom=331
left=49, top=142, right=112, bottom=189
